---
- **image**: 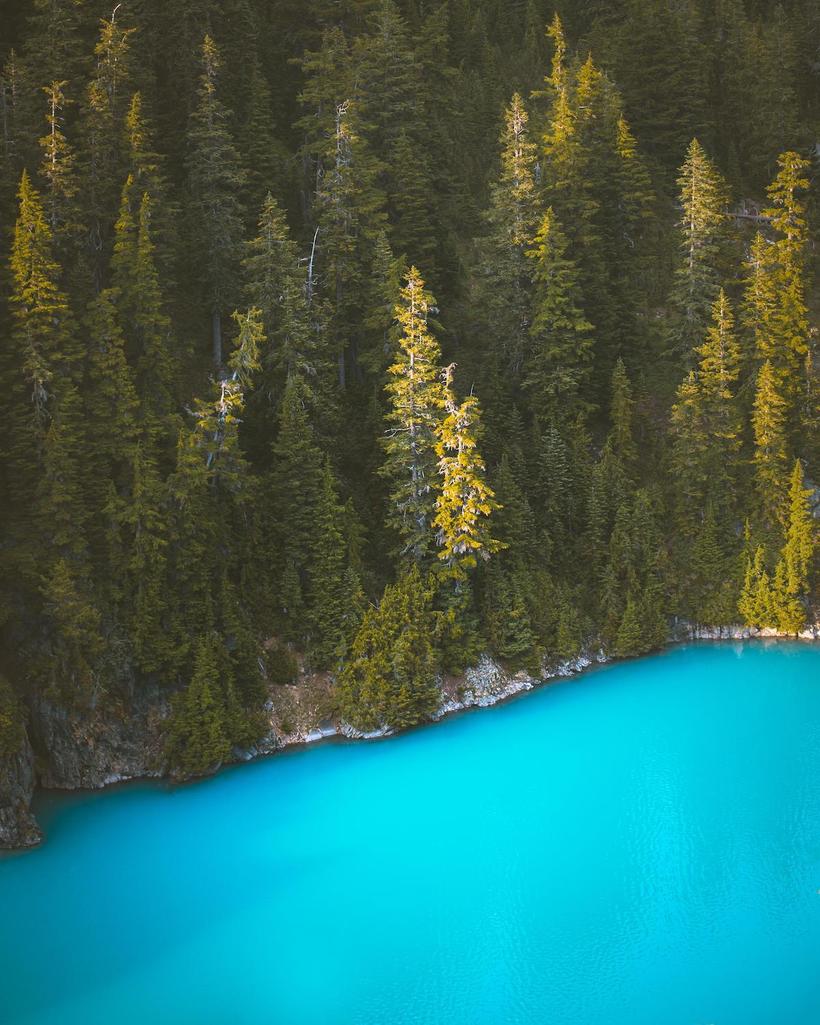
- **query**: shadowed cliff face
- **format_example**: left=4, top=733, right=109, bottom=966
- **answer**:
left=0, top=731, right=40, bottom=848
left=1, top=687, right=168, bottom=849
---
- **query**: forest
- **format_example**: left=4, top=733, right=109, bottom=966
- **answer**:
left=0, top=0, right=817, bottom=775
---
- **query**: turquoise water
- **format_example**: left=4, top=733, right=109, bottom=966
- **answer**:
left=1, top=642, right=820, bottom=1025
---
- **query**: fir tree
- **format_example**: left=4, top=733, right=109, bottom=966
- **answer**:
left=738, top=545, right=773, bottom=628
left=83, top=288, right=139, bottom=557
left=242, top=193, right=312, bottom=403
left=752, top=359, right=790, bottom=525
left=667, top=139, right=728, bottom=362
left=9, top=171, right=76, bottom=426
left=671, top=290, right=742, bottom=525
left=525, top=207, right=594, bottom=427
left=382, top=268, right=446, bottom=562
left=185, top=35, right=247, bottom=366
left=777, top=459, right=815, bottom=625
left=268, top=376, right=326, bottom=638
left=306, top=459, right=361, bottom=669
left=38, top=80, right=79, bottom=246
left=112, top=182, right=178, bottom=436
left=337, top=565, right=439, bottom=732
left=166, top=632, right=232, bottom=776
left=609, top=358, right=637, bottom=472
left=760, top=151, right=812, bottom=439
left=477, top=92, right=539, bottom=391
left=433, top=365, right=501, bottom=575
left=82, top=7, right=136, bottom=286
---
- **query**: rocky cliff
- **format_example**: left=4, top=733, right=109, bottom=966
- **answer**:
left=0, top=686, right=166, bottom=849
left=0, top=730, right=40, bottom=848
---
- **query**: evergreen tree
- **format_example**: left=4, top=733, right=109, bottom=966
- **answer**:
left=525, top=207, right=594, bottom=428
left=476, top=92, right=539, bottom=399
left=433, top=365, right=501, bottom=575
left=242, top=193, right=312, bottom=407
left=775, top=459, right=816, bottom=630
left=185, top=35, right=247, bottom=366
left=306, top=458, right=361, bottom=668
left=268, top=376, right=326, bottom=639
left=82, top=7, right=136, bottom=286
left=38, top=80, right=79, bottom=250
left=337, top=565, right=439, bottom=731
left=738, top=545, right=774, bottom=629
left=671, top=290, right=742, bottom=525
left=667, top=139, right=728, bottom=362
left=8, top=171, right=75, bottom=431
left=123, top=92, right=178, bottom=277
left=752, top=359, right=790, bottom=526
left=609, top=358, right=637, bottom=472
left=83, top=288, right=139, bottom=559
left=760, top=151, right=812, bottom=441
left=112, top=182, right=178, bottom=437
left=382, top=268, right=445, bottom=562
left=166, top=632, right=232, bottom=776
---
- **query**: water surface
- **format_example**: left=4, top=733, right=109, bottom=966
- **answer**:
left=2, top=642, right=819, bottom=1024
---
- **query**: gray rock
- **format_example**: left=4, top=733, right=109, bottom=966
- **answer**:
left=0, top=730, right=41, bottom=849
left=27, top=686, right=167, bottom=791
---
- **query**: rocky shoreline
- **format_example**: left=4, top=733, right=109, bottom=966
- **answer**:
left=2, top=625, right=817, bottom=851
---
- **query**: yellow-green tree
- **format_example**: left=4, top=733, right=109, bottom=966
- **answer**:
left=382, top=267, right=445, bottom=562
left=433, top=364, right=501, bottom=574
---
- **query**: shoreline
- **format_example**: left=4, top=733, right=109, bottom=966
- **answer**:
left=3, top=628, right=818, bottom=851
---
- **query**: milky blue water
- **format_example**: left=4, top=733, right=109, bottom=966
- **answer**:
left=2, top=642, right=820, bottom=1025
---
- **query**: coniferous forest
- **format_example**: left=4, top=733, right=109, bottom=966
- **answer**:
left=0, top=0, right=818, bottom=776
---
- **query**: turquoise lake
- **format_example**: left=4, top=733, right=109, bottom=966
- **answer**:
left=1, top=641, right=819, bottom=1024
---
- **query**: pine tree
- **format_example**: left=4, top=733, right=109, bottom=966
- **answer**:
left=242, top=193, right=312, bottom=400
left=337, top=565, right=439, bottom=731
left=777, top=459, right=815, bottom=623
left=476, top=93, right=539, bottom=390
left=112, top=182, right=178, bottom=437
left=21, top=0, right=89, bottom=89
left=482, top=561, right=537, bottom=664
left=686, top=504, right=740, bottom=625
left=432, top=364, right=501, bottom=575
left=38, top=80, right=79, bottom=247
left=382, top=268, right=446, bottom=562
left=317, top=99, right=386, bottom=387
left=671, top=290, right=743, bottom=525
left=298, top=25, right=386, bottom=387
left=738, top=545, right=773, bottom=628
left=389, top=128, right=437, bottom=279
left=237, top=56, right=292, bottom=219
left=8, top=171, right=75, bottom=431
left=123, top=92, right=178, bottom=277
left=166, top=632, right=231, bottom=776
left=601, top=490, right=667, bottom=653
left=525, top=207, right=594, bottom=427
left=307, top=459, right=360, bottom=668
left=760, top=151, right=811, bottom=439
left=82, top=7, right=136, bottom=286
left=119, top=442, right=171, bottom=674
left=268, top=376, right=326, bottom=639
left=39, top=556, right=102, bottom=703
left=609, top=358, right=638, bottom=472
left=5, top=169, right=80, bottom=570
left=667, top=139, right=728, bottom=362
left=185, top=35, right=247, bottom=366
left=83, top=288, right=139, bottom=558
left=752, top=359, right=790, bottom=525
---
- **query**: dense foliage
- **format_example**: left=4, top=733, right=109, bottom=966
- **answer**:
left=0, top=0, right=817, bottom=772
